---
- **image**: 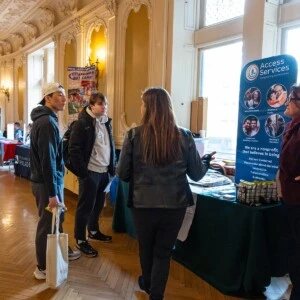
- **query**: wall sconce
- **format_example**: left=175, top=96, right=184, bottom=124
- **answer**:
left=87, top=56, right=99, bottom=89
left=87, top=48, right=106, bottom=89
left=0, top=86, right=10, bottom=102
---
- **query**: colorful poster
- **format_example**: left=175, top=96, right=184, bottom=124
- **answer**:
left=235, top=54, right=298, bottom=183
left=67, top=66, right=96, bottom=124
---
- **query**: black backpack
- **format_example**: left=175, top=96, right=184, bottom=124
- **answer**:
left=62, top=120, right=77, bottom=173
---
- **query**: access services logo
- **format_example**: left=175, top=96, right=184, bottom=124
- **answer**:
left=245, top=64, right=259, bottom=81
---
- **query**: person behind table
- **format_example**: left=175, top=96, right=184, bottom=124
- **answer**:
left=3, top=126, right=7, bottom=138
left=25, top=123, right=32, bottom=145
left=117, top=87, right=214, bottom=300
left=14, top=122, right=23, bottom=142
left=30, top=82, right=81, bottom=280
left=69, top=92, right=116, bottom=258
left=278, top=83, right=300, bottom=300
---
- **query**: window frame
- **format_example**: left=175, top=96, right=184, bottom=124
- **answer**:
left=203, top=0, right=245, bottom=28
left=198, top=39, right=243, bottom=160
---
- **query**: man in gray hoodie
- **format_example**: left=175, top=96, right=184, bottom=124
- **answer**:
left=30, top=82, right=80, bottom=280
left=69, top=92, right=116, bottom=258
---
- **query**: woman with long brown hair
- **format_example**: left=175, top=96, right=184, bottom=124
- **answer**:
left=117, top=87, right=213, bottom=300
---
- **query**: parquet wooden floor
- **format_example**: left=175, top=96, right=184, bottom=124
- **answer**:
left=0, top=166, right=244, bottom=300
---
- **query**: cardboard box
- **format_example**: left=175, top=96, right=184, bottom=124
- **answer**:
left=190, top=97, right=208, bottom=133
left=190, top=101, right=198, bottom=133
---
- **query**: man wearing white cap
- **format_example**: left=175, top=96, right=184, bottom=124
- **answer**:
left=30, top=82, right=81, bottom=280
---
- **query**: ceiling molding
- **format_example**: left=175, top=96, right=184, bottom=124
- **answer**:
left=0, top=0, right=111, bottom=59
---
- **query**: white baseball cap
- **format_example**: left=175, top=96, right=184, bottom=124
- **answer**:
left=39, top=82, right=66, bottom=105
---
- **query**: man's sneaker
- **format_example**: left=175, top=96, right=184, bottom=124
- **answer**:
left=88, top=231, right=112, bottom=243
left=34, top=267, right=46, bottom=280
left=76, top=240, right=98, bottom=257
left=68, top=246, right=81, bottom=261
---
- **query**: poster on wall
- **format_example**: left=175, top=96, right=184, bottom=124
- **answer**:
left=235, top=54, right=298, bottom=184
left=67, top=66, right=96, bottom=124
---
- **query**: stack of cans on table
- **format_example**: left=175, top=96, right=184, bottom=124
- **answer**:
left=236, top=180, right=278, bottom=206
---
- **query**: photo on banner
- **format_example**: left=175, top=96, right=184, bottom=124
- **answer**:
left=67, top=66, right=96, bottom=124
left=235, top=54, right=298, bottom=183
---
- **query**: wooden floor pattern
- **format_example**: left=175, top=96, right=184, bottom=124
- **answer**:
left=0, top=166, right=245, bottom=300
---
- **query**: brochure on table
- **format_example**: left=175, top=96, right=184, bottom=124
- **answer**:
left=235, top=54, right=298, bottom=183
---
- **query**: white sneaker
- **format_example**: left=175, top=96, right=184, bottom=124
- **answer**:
left=68, top=246, right=81, bottom=261
left=34, top=267, right=46, bottom=280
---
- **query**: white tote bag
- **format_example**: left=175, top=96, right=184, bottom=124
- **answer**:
left=46, top=207, right=68, bottom=289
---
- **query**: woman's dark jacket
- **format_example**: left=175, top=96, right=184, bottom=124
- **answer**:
left=117, top=126, right=209, bottom=208
left=279, top=118, right=300, bottom=205
left=68, top=107, right=116, bottom=178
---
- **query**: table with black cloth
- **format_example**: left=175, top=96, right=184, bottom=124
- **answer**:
left=112, top=180, right=288, bottom=298
left=14, top=145, right=31, bottom=179
left=113, top=179, right=137, bottom=238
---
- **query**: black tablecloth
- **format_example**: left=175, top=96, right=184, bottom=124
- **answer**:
left=112, top=180, right=137, bottom=238
left=14, top=145, right=31, bottom=179
left=172, top=194, right=288, bottom=297
left=112, top=180, right=288, bottom=297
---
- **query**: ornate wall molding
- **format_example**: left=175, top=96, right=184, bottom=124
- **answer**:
left=0, top=0, right=40, bottom=39
left=104, top=0, right=117, bottom=16
left=23, top=22, right=38, bottom=41
left=0, top=41, right=12, bottom=55
left=0, top=0, right=11, bottom=12
left=38, top=7, right=55, bottom=31
left=2, top=58, right=14, bottom=67
left=15, top=54, right=26, bottom=69
left=58, top=0, right=78, bottom=17
left=126, top=0, right=151, bottom=14
left=11, top=33, right=24, bottom=51
left=52, top=34, right=60, bottom=47
left=94, top=18, right=108, bottom=38
left=61, top=31, right=76, bottom=46
left=72, top=18, right=84, bottom=35
left=114, top=0, right=152, bottom=142
left=0, top=0, right=114, bottom=59
left=122, top=0, right=152, bottom=29
left=86, top=18, right=108, bottom=60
